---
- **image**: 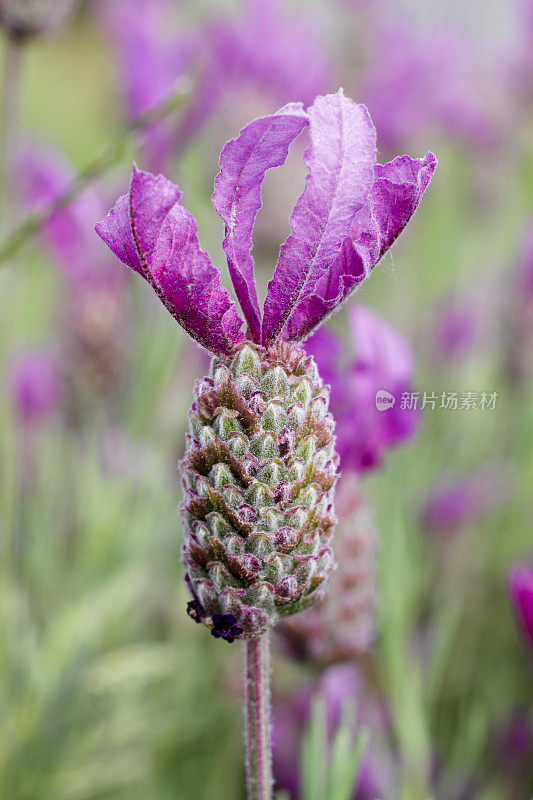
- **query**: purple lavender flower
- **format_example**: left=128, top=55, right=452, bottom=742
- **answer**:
left=432, top=296, right=479, bottom=363
left=307, top=305, right=420, bottom=471
left=510, top=566, right=533, bottom=651
left=96, top=89, right=436, bottom=639
left=11, top=351, right=60, bottom=424
left=361, top=24, right=496, bottom=153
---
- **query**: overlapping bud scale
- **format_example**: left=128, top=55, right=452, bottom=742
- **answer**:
left=182, top=340, right=338, bottom=639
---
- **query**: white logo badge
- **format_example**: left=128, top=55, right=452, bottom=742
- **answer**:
left=375, top=390, right=395, bottom=410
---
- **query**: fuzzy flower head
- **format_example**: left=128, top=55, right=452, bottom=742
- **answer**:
left=96, top=89, right=436, bottom=640
left=0, top=0, right=78, bottom=41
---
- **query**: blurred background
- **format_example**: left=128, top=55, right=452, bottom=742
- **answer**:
left=1, top=0, right=532, bottom=798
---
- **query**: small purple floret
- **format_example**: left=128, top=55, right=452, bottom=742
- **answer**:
left=211, top=613, right=243, bottom=643
left=186, top=599, right=204, bottom=624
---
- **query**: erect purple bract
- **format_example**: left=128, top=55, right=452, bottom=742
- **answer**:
left=96, top=89, right=436, bottom=357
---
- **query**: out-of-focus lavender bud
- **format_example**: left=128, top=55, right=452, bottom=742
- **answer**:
left=0, top=0, right=78, bottom=42
left=277, top=474, right=376, bottom=665
left=11, top=351, right=60, bottom=424
left=510, top=566, right=533, bottom=651
left=492, top=711, right=533, bottom=791
left=432, top=297, right=479, bottom=363
left=422, top=465, right=511, bottom=537
left=272, top=665, right=398, bottom=800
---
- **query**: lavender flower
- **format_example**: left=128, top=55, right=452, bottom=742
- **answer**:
left=11, top=351, right=60, bottom=424
left=96, top=89, right=436, bottom=640
left=307, top=305, right=420, bottom=471
left=510, top=566, right=533, bottom=651
left=0, top=0, right=78, bottom=41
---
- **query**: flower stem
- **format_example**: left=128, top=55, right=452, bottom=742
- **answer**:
left=1, top=36, right=24, bottom=231
left=245, top=633, right=273, bottom=800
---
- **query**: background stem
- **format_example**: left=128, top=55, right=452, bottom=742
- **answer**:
left=245, top=633, right=273, bottom=800
left=1, top=37, right=24, bottom=231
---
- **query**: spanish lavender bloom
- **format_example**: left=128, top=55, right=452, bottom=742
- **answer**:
left=510, top=566, right=533, bottom=651
left=11, top=351, right=60, bottom=424
left=307, top=305, right=420, bottom=471
left=361, top=24, right=496, bottom=153
left=0, top=0, right=78, bottom=41
left=96, top=89, right=436, bottom=640
left=273, top=665, right=397, bottom=799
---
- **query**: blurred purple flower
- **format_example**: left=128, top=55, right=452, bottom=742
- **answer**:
left=98, top=0, right=197, bottom=171
left=510, top=566, right=533, bottom=651
left=306, top=305, right=420, bottom=471
left=96, top=90, right=436, bottom=358
left=361, top=24, right=497, bottom=153
left=20, top=144, right=123, bottom=293
left=422, top=467, right=510, bottom=536
left=273, top=664, right=397, bottom=799
left=211, top=0, right=333, bottom=108
left=11, top=352, right=60, bottom=424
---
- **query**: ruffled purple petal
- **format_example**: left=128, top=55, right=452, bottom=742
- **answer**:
left=284, top=151, right=437, bottom=342
left=212, top=103, right=308, bottom=342
left=95, top=166, right=244, bottom=357
left=262, top=90, right=377, bottom=345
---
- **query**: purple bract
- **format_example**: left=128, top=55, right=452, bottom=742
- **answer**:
left=96, top=89, right=436, bottom=357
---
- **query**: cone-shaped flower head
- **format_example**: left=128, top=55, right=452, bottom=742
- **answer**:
left=96, top=89, right=436, bottom=640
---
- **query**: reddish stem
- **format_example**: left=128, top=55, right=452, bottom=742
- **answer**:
left=245, top=633, right=273, bottom=800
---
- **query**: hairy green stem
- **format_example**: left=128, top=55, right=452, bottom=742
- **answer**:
left=1, top=36, right=24, bottom=231
left=245, top=633, right=273, bottom=800
left=0, top=79, right=191, bottom=265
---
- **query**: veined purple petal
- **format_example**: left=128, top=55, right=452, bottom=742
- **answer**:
left=212, top=102, right=308, bottom=342
left=95, top=166, right=244, bottom=357
left=284, top=151, right=437, bottom=342
left=262, top=90, right=377, bottom=345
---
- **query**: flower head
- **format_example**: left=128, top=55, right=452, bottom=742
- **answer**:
left=510, top=566, right=533, bottom=651
left=96, top=89, right=435, bottom=640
